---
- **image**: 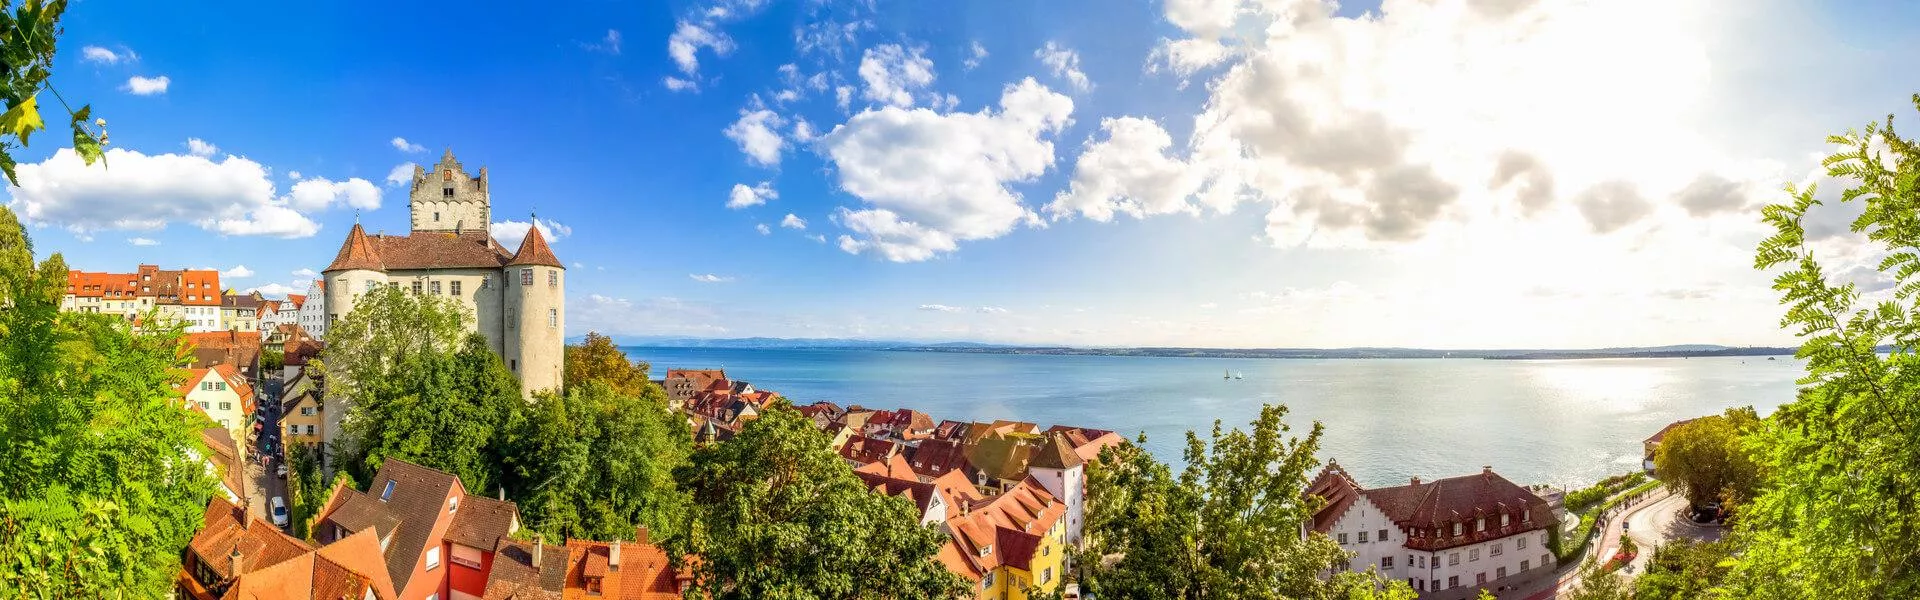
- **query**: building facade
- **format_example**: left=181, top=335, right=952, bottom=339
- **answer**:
left=296, top=280, right=328, bottom=340
left=63, top=265, right=224, bottom=332
left=322, top=150, right=565, bottom=398
left=178, top=365, right=257, bottom=443
left=1308, top=464, right=1556, bottom=599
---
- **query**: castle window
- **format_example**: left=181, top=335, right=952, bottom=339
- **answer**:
left=450, top=281, right=461, bottom=297
left=548, top=308, right=557, bottom=328
left=548, top=270, right=557, bottom=287
left=510, top=359, right=517, bottom=371
left=411, top=281, right=423, bottom=295
left=443, top=169, right=452, bottom=182
left=430, top=281, right=442, bottom=295
left=521, top=269, right=533, bottom=286
left=433, top=211, right=440, bottom=222
left=480, top=276, right=491, bottom=289
left=443, top=187, right=453, bottom=197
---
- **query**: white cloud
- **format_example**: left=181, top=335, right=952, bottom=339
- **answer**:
left=124, top=75, right=169, bottom=95
left=244, top=283, right=303, bottom=297
left=807, top=234, right=826, bottom=243
left=287, top=170, right=303, bottom=180
left=221, top=265, right=255, bottom=278
left=490, top=218, right=571, bottom=249
left=857, top=44, right=936, bottom=108
left=390, top=137, right=426, bottom=153
left=728, top=181, right=778, bottom=209
left=668, top=21, right=734, bottom=76
left=185, top=138, right=218, bottom=158
left=780, top=213, right=807, bottom=229
left=919, top=304, right=962, bottom=312
left=725, top=108, right=787, bottom=166
left=385, top=163, right=417, bottom=186
left=291, top=268, right=318, bottom=279
left=756, top=223, right=772, bottom=235
left=792, top=118, right=817, bottom=142
left=127, top=237, right=159, bottom=246
left=1035, top=41, right=1092, bottom=92
left=6, top=148, right=321, bottom=238
left=82, top=45, right=135, bottom=64
left=286, top=177, right=382, bottom=212
left=582, top=29, right=622, bottom=55
left=821, top=77, right=1073, bottom=261
left=1049, top=117, right=1203, bottom=221
left=977, top=306, right=1009, bottom=314
left=835, top=86, right=854, bottom=110
left=965, top=41, right=988, bottom=70
left=663, top=76, right=699, bottom=92
left=689, top=273, right=735, bottom=283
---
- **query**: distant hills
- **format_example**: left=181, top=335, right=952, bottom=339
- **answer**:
left=575, top=335, right=1816, bottom=360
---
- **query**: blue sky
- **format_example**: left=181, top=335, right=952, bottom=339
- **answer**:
left=13, top=0, right=1920, bottom=348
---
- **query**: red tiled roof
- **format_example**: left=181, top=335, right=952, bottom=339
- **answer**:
left=446, top=495, right=519, bottom=550
left=65, top=270, right=138, bottom=299
left=1645, top=418, right=1700, bottom=446
left=484, top=530, right=689, bottom=600
left=325, top=223, right=386, bottom=272
left=507, top=221, right=563, bottom=267
left=943, top=477, right=1065, bottom=574
left=187, top=331, right=261, bottom=376
left=1358, top=467, right=1554, bottom=551
left=1305, top=462, right=1363, bottom=534
left=185, top=498, right=315, bottom=584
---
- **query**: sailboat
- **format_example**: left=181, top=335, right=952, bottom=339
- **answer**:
left=1224, top=369, right=1232, bottom=380
left=1233, top=371, right=1244, bottom=379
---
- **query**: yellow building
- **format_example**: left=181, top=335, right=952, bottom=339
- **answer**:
left=281, top=370, right=325, bottom=450
left=939, top=477, right=1069, bottom=600
left=178, top=364, right=256, bottom=443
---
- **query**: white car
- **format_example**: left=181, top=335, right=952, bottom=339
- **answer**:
left=270, top=496, right=289, bottom=528
left=276, top=464, right=288, bottom=478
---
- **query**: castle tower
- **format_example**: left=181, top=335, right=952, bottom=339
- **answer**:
left=504, top=220, right=565, bottom=395
left=1028, top=433, right=1088, bottom=548
left=321, top=222, right=389, bottom=334
left=411, top=149, right=490, bottom=234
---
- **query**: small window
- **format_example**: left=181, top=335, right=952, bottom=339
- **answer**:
left=412, top=281, right=423, bottom=295
left=306, top=424, right=315, bottom=434
left=450, top=281, right=462, bottom=297
left=302, top=407, right=315, bottom=416
left=1501, top=514, right=1510, bottom=527
left=433, top=211, right=441, bottom=222
left=1448, top=576, right=1459, bottom=589
left=199, top=401, right=210, bottom=409
left=288, top=424, right=299, bottom=435
left=214, top=382, right=226, bottom=391
left=480, top=276, right=491, bottom=289
left=510, top=359, right=517, bottom=371
left=1477, top=518, right=1485, bottom=532
left=202, top=381, right=213, bottom=391
left=1337, top=533, right=1348, bottom=545
left=1381, top=556, right=1394, bottom=569
left=548, top=270, right=558, bottom=287
left=448, top=497, right=459, bottom=513
left=548, top=308, right=557, bottom=328
left=1477, top=573, right=1487, bottom=585
left=1378, top=529, right=1388, bottom=542
left=1517, top=536, right=1527, bottom=550
left=1492, top=542, right=1503, bottom=556
left=1358, top=531, right=1368, bottom=544
left=1449, top=553, right=1459, bottom=566
left=218, top=402, right=231, bottom=411
left=1469, top=548, right=1480, bottom=562
left=430, top=281, right=442, bottom=295
left=442, top=187, right=453, bottom=197
left=1452, top=523, right=1462, bottom=536
left=380, top=480, right=396, bottom=501
left=520, top=269, right=533, bottom=286
left=978, top=545, right=992, bottom=557
left=1521, top=560, right=1530, bottom=572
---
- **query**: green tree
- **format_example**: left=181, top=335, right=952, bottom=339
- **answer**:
left=318, top=283, right=470, bottom=405
left=1080, top=404, right=1413, bottom=600
left=0, top=0, right=110, bottom=184
left=0, top=206, right=216, bottom=595
left=507, top=380, right=691, bottom=542
left=563, top=331, right=653, bottom=397
left=1633, top=538, right=1736, bottom=600
left=1728, top=93, right=1920, bottom=598
left=669, top=403, right=968, bottom=599
left=1563, top=563, right=1632, bottom=600
left=1653, top=407, right=1761, bottom=509
left=342, top=333, right=521, bottom=491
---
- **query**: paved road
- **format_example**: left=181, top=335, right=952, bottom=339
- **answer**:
left=1514, top=488, right=1667, bottom=600
left=246, top=377, right=289, bottom=531
left=1619, top=492, right=1724, bottom=580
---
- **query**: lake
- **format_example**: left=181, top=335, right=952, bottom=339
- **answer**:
left=619, top=347, right=1805, bottom=490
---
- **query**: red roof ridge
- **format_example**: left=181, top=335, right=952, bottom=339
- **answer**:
left=508, top=221, right=563, bottom=267
left=325, top=222, right=387, bottom=272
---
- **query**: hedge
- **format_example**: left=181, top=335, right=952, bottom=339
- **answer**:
left=1555, top=479, right=1661, bottom=565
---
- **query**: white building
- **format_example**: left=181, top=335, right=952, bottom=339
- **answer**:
left=1307, top=463, right=1556, bottom=599
left=256, top=298, right=295, bottom=340
left=62, top=265, right=223, bottom=332
left=1027, top=433, right=1088, bottom=548
left=296, top=280, right=327, bottom=340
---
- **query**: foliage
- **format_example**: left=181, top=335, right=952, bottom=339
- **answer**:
left=286, top=444, right=332, bottom=539
left=506, top=380, right=691, bottom=542
left=563, top=331, right=653, bottom=397
left=1730, top=93, right=1920, bottom=598
left=0, top=0, right=109, bottom=185
left=262, top=348, right=284, bottom=372
left=339, top=333, right=521, bottom=493
left=1557, top=479, right=1661, bottom=563
left=1633, top=538, right=1736, bottom=600
left=1564, top=471, right=1647, bottom=513
left=1652, top=407, right=1761, bottom=509
left=317, top=283, right=470, bottom=409
left=1080, top=404, right=1415, bottom=600
left=1563, top=561, right=1633, bottom=600
left=0, top=206, right=217, bottom=596
left=669, top=403, right=968, bottom=599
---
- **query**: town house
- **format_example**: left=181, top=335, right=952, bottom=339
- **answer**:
left=179, top=364, right=257, bottom=443
left=1307, top=463, right=1556, bottom=599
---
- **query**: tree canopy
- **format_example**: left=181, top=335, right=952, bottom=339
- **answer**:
left=669, top=403, right=968, bottom=600
left=1652, top=406, right=1761, bottom=508
left=1730, top=93, right=1920, bottom=597
left=563, top=331, right=653, bottom=397
left=506, top=380, right=692, bottom=542
left=0, top=205, right=217, bottom=595
left=337, top=331, right=521, bottom=493
left=1080, top=403, right=1412, bottom=599
left=318, top=283, right=471, bottom=404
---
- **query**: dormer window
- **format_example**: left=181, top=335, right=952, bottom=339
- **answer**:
left=448, top=497, right=459, bottom=513
left=1452, top=523, right=1461, bottom=536
left=1476, top=518, right=1485, bottom=532
left=380, top=480, right=396, bottom=501
left=1501, top=514, right=1510, bottom=527
left=978, top=545, right=992, bottom=557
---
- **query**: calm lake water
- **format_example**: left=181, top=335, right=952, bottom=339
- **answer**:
left=620, top=347, right=1805, bottom=490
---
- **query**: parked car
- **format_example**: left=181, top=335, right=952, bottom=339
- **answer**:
left=269, top=496, right=289, bottom=528
left=276, top=463, right=288, bottom=478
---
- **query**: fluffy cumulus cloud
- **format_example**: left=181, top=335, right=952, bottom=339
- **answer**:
left=1108, top=0, right=1755, bottom=249
left=1049, top=117, right=1202, bottom=221
left=221, top=265, right=255, bottom=278
left=728, top=181, right=777, bottom=209
left=385, top=163, right=417, bottom=186
left=127, top=237, right=159, bottom=246
left=390, top=137, right=426, bottom=153
left=689, top=273, right=735, bottom=283
left=857, top=44, right=936, bottom=108
left=186, top=138, right=218, bottom=158
left=285, top=177, right=382, bottom=213
left=82, top=45, right=136, bottom=64
left=490, top=218, right=570, bottom=249
left=821, top=77, right=1074, bottom=261
left=291, top=268, right=319, bottom=279
left=725, top=107, right=787, bottom=166
left=1672, top=173, right=1751, bottom=217
left=755, top=223, right=772, bottom=235
left=780, top=213, right=807, bottom=229
left=124, top=75, right=169, bottom=95
left=6, top=148, right=326, bottom=238
left=1035, top=42, right=1092, bottom=92
left=668, top=21, right=735, bottom=78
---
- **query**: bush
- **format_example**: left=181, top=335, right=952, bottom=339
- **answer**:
left=1556, top=479, right=1660, bottom=564
left=1564, top=472, right=1647, bottom=513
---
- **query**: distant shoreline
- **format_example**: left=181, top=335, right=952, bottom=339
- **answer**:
left=611, top=341, right=1811, bottom=361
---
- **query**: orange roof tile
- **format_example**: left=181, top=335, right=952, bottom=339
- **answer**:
left=325, top=223, right=386, bottom=272
left=508, top=221, right=563, bottom=267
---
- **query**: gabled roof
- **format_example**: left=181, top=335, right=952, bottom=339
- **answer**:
left=222, top=528, right=399, bottom=600
left=1646, top=418, right=1700, bottom=446
left=1305, top=462, right=1364, bottom=534
left=943, top=477, right=1065, bottom=574
left=186, top=498, right=314, bottom=584
left=484, top=530, right=689, bottom=600
left=1357, top=466, right=1554, bottom=551
left=318, top=459, right=462, bottom=592
left=187, top=331, right=262, bottom=375
left=1028, top=432, right=1085, bottom=470
left=177, top=364, right=257, bottom=403
left=507, top=220, right=563, bottom=267
left=446, top=495, right=519, bottom=550
left=325, top=223, right=386, bottom=272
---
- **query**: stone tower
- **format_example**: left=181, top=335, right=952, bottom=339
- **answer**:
left=411, top=149, right=490, bottom=234
left=504, top=220, right=565, bottom=394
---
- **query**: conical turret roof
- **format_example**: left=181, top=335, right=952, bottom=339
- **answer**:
left=1029, top=432, right=1084, bottom=470
left=324, top=223, right=386, bottom=272
left=507, top=222, right=563, bottom=268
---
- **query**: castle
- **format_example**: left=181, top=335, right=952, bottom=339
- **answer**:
left=322, top=150, right=565, bottom=397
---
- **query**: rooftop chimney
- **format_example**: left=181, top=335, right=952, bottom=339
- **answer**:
left=498, top=486, right=505, bottom=501
left=534, top=534, right=544, bottom=571
left=636, top=526, right=650, bottom=546
left=1483, top=465, right=1493, bottom=476
left=230, top=546, right=246, bottom=577
left=1411, top=477, right=1421, bottom=486
left=610, top=541, right=622, bottom=569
